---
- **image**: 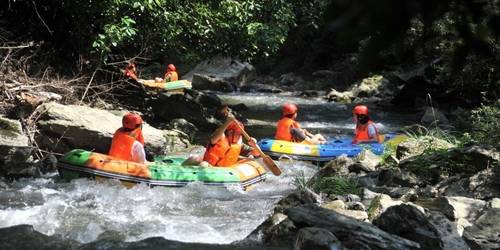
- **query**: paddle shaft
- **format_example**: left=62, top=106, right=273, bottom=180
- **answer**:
left=231, top=119, right=281, bottom=176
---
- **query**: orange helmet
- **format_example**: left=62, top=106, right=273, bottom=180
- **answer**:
left=282, top=103, right=298, bottom=116
left=353, top=105, right=369, bottom=115
left=122, top=113, right=143, bottom=129
left=167, top=64, right=176, bottom=71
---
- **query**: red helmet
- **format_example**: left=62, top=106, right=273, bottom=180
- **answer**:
left=167, top=64, right=176, bottom=71
left=282, top=103, right=298, bottom=116
left=122, top=113, right=143, bottom=129
left=353, top=105, right=369, bottom=115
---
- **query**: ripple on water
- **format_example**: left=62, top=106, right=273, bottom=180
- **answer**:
left=0, top=161, right=317, bottom=244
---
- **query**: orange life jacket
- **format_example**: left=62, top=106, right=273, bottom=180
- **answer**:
left=164, top=71, right=179, bottom=82
left=203, top=135, right=243, bottom=167
left=108, top=128, right=143, bottom=161
left=275, top=117, right=301, bottom=141
left=355, top=120, right=382, bottom=143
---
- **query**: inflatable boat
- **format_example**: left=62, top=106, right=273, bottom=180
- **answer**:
left=257, top=134, right=407, bottom=162
left=57, top=149, right=267, bottom=190
left=138, top=79, right=192, bottom=92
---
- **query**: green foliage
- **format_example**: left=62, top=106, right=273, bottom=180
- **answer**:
left=466, top=102, right=500, bottom=147
left=292, top=170, right=308, bottom=192
left=313, top=176, right=361, bottom=196
left=367, top=195, right=382, bottom=220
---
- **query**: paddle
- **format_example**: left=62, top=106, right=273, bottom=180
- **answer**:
left=232, top=121, right=282, bottom=176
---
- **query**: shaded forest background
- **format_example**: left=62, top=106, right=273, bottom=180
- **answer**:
left=1, top=0, right=499, bottom=106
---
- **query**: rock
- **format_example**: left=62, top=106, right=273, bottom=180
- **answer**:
left=35, top=102, right=189, bottom=157
left=463, top=208, right=500, bottom=250
left=0, top=116, right=35, bottom=177
left=373, top=204, right=468, bottom=250
left=371, top=186, right=417, bottom=199
left=167, top=118, right=197, bottom=141
left=322, top=200, right=346, bottom=210
left=326, top=88, right=353, bottom=103
left=150, top=90, right=220, bottom=131
left=396, top=136, right=453, bottom=160
left=346, top=201, right=366, bottom=211
left=285, top=204, right=420, bottom=249
left=367, top=194, right=404, bottom=220
left=319, top=155, right=354, bottom=176
left=431, top=196, right=487, bottom=221
left=352, top=150, right=382, bottom=172
left=430, top=169, right=500, bottom=199
left=184, top=56, right=255, bottom=87
left=228, top=103, right=248, bottom=111
left=351, top=75, right=387, bottom=98
left=192, top=73, right=236, bottom=92
left=240, top=83, right=283, bottom=93
left=420, top=107, right=450, bottom=127
left=332, top=209, right=369, bottom=221
left=274, top=190, right=320, bottom=214
left=0, top=224, right=74, bottom=250
left=378, top=168, right=423, bottom=187
left=489, top=198, right=500, bottom=208
left=294, top=227, right=342, bottom=250
left=278, top=73, right=305, bottom=87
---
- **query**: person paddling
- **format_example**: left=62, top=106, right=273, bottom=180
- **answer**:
left=201, top=105, right=260, bottom=167
left=352, top=105, right=382, bottom=144
left=108, top=113, right=147, bottom=163
left=275, top=103, right=326, bottom=144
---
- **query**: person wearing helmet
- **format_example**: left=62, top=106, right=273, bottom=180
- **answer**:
left=352, top=105, right=382, bottom=144
left=108, top=112, right=147, bottom=163
left=275, top=103, right=326, bottom=144
left=199, top=105, right=259, bottom=167
left=164, top=64, right=178, bottom=82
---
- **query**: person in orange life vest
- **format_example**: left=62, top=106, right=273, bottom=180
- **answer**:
left=124, top=62, right=138, bottom=80
left=154, top=63, right=179, bottom=83
left=275, top=103, right=327, bottom=144
left=352, top=105, right=382, bottom=144
left=202, top=105, right=259, bottom=167
left=108, top=113, right=147, bottom=163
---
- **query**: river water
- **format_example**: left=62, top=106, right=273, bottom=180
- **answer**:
left=0, top=92, right=418, bottom=245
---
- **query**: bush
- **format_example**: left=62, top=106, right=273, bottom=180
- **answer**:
left=313, top=176, right=361, bottom=196
left=467, top=102, right=500, bottom=147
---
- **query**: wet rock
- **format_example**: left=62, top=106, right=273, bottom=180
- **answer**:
left=298, top=90, right=321, bottom=98
left=229, top=103, right=249, bottom=111
left=431, top=196, right=487, bottom=221
left=326, top=88, right=352, bottom=103
left=373, top=204, right=468, bottom=250
left=420, top=107, right=450, bottom=127
left=240, top=83, right=283, bottom=93
left=0, top=224, right=75, bottom=250
left=278, top=73, right=305, bottom=87
left=192, top=73, right=236, bottom=92
left=396, top=136, right=453, bottom=160
left=285, top=204, right=420, bottom=249
left=463, top=208, right=500, bottom=250
left=184, top=56, right=255, bottom=87
left=294, top=227, right=342, bottom=250
left=35, top=102, right=189, bottom=156
left=0, top=116, right=35, bottom=177
left=317, top=155, right=354, bottom=177
left=274, top=190, right=320, bottom=214
left=167, top=118, right=197, bottom=141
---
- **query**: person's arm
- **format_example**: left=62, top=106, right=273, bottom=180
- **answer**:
left=210, top=114, right=236, bottom=144
left=290, top=128, right=307, bottom=142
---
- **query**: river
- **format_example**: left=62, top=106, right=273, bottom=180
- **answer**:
left=0, top=92, right=418, bottom=246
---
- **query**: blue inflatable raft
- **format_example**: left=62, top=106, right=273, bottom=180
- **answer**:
left=257, top=134, right=407, bottom=162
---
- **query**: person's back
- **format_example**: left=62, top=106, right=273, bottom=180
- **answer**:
left=109, top=113, right=146, bottom=163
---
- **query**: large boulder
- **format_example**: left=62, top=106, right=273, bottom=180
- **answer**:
left=463, top=208, right=500, bottom=250
left=191, top=74, right=236, bottom=92
left=294, top=227, right=342, bottom=250
left=35, top=102, right=189, bottom=156
left=373, top=204, right=468, bottom=250
left=285, top=204, right=420, bottom=249
left=0, top=116, right=36, bottom=177
left=431, top=196, right=487, bottom=221
left=435, top=168, right=500, bottom=200
left=184, top=56, right=255, bottom=90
